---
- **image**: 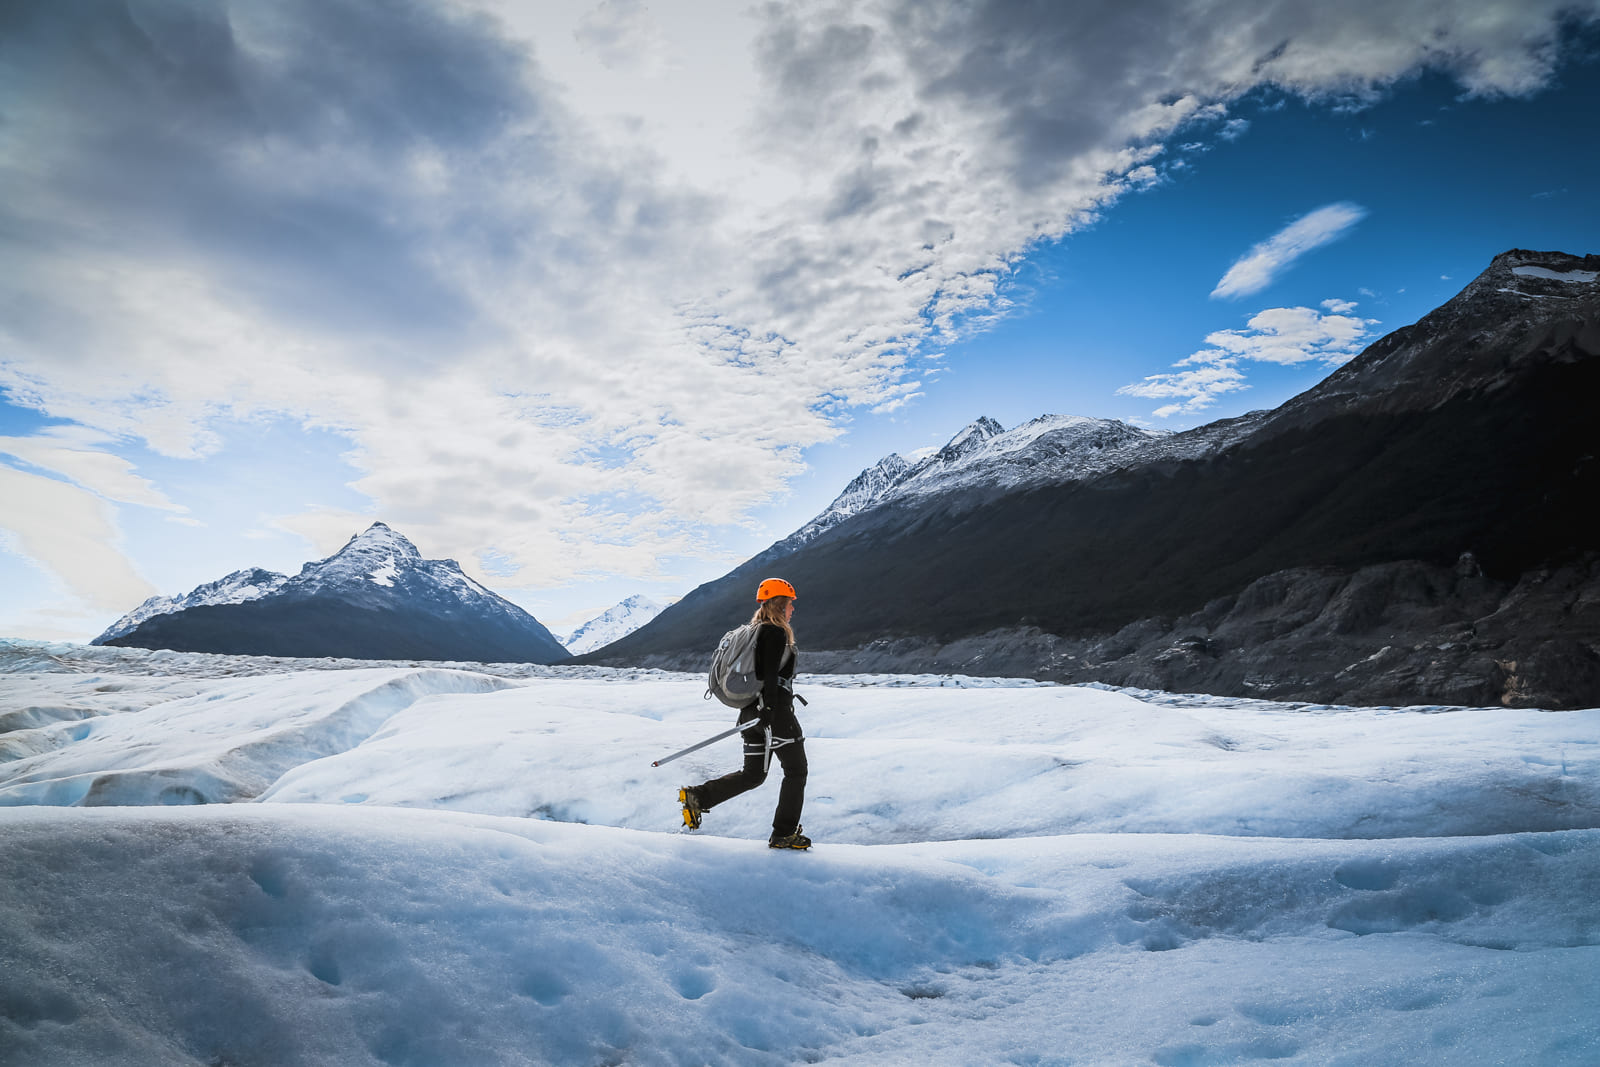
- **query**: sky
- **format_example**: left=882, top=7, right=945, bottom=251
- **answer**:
left=3, top=0, right=1599, bottom=642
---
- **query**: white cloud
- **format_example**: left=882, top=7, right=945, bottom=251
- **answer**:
left=1, top=0, right=1596, bottom=609
left=0, top=428, right=187, bottom=512
left=1211, top=202, right=1369, bottom=300
left=1119, top=302, right=1379, bottom=417
left=0, top=466, right=158, bottom=615
left=1190, top=306, right=1378, bottom=366
left=1117, top=363, right=1251, bottom=417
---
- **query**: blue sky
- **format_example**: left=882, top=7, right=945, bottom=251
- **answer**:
left=3, top=0, right=1598, bottom=641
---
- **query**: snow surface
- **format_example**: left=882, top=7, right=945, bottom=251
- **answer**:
left=2, top=642, right=1598, bottom=1064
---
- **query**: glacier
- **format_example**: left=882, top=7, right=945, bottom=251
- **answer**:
left=1, top=640, right=1597, bottom=1065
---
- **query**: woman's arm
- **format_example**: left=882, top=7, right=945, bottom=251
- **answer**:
left=754, top=624, right=792, bottom=724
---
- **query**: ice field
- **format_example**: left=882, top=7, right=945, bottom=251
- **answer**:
left=1, top=640, right=1597, bottom=1065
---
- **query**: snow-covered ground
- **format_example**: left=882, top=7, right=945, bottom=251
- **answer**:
left=2, top=641, right=1597, bottom=1065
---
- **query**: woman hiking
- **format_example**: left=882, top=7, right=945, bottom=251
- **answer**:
left=679, top=578, right=810, bottom=849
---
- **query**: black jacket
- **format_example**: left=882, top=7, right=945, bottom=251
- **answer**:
left=744, top=623, right=799, bottom=737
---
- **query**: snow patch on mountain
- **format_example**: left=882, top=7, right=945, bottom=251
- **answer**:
left=562, top=595, right=669, bottom=655
left=368, top=557, right=398, bottom=587
left=1513, top=264, right=1598, bottom=283
left=94, top=567, right=289, bottom=643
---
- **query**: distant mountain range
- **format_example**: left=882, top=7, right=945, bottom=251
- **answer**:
left=98, top=523, right=570, bottom=664
left=588, top=249, right=1600, bottom=709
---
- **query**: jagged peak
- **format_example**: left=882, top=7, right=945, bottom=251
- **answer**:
left=873, top=452, right=911, bottom=476
left=336, top=521, right=421, bottom=559
left=1487, top=248, right=1598, bottom=273
left=839, top=453, right=910, bottom=496
left=937, top=416, right=1004, bottom=461
left=1017, top=413, right=1118, bottom=431
left=203, top=566, right=286, bottom=586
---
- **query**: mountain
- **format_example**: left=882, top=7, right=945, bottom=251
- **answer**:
left=561, top=595, right=669, bottom=655
left=100, top=523, right=570, bottom=664
left=587, top=249, right=1600, bottom=708
left=772, top=414, right=1164, bottom=554
left=95, top=567, right=288, bottom=643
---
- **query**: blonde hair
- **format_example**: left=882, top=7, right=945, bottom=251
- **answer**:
left=749, top=596, right=796, bottom=648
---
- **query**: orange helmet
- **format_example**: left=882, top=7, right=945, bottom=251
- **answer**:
left=756, top=577, right=797, bottom=601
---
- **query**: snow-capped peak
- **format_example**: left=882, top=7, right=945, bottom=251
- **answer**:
left=337, top=522, right=422, bottom=562
left=94, top=522, right=570, bottom=662
left=936, top=416, right=1004, bottom=462
left=562, top=595, right=669, bottom=655
left=290, top=523, right=425, bottom=592
left=774, top=413, right=1167, bottom=552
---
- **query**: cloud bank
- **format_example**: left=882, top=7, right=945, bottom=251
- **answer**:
left=2, top=0, right=1597, bottom=620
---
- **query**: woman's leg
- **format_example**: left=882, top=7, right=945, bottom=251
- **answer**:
left=694, top=729, right=769, bottom=809
left=769, top=739, right=807, bottom=836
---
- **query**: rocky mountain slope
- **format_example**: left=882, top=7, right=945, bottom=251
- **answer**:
left=588, top=249, right=1600, bottom=708
left=100, top=523, right=570, bottom=664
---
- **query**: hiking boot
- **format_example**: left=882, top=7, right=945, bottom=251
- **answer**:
left=768, top=826, right=811, bottom=850
left=678, top=787, right=703, bottom=830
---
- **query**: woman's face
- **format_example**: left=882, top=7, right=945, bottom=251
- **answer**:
left=784, top=599, right=795, bottom=623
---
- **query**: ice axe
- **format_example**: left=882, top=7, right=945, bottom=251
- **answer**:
left=651, top=695, right=806, bottom=768
left=650, top=723, right=748, bottom=767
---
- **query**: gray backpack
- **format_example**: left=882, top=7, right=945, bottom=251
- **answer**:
left=705, top=624, right=791, bottom=708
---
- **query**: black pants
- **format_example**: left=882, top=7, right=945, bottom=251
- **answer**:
left=694, top=727, right=807, bottom=836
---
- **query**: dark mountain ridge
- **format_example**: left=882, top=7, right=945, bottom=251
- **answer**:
left=587, top=249, right=1600, bottom=708
left=102, top=523, right=570, bottom=664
